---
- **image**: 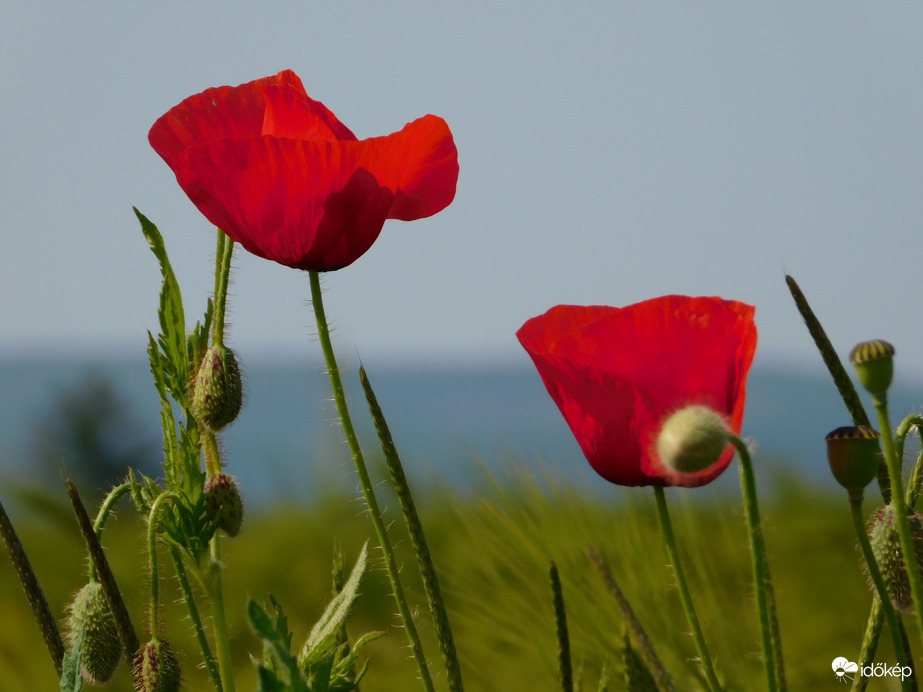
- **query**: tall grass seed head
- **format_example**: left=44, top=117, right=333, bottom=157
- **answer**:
left=133, top=637, right=181, bottom=692
left=867, top=503, right=923, bottom=613
left=656, top=405, right=731, bottom=474
left=825, top=425, right=881, bottom=493
left=190, top=344, right=243, bottom=431
left=204, top=472, right=243, bottom=537
left=850, top=340, right=895, bottom=397
left=66, top=581, right=123, bottom=685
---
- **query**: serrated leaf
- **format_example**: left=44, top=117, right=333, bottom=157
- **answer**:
left=301, top=542, right=368, bottom=663
left=135, top=208, right=188, bottom=401
left=59, top=622, right=84, bottom=692
left=249, top=599, right=310, bottom=692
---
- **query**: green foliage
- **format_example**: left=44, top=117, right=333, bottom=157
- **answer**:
left=59, top=622, right=84, bottom=692
left=250, top=544, right=382, bottom=692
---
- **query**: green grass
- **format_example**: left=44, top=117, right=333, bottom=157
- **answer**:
left=0, top=463, right=902, bottom=691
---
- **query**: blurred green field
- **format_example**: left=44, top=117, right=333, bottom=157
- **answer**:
left=0, top=465, right=905, bottom=690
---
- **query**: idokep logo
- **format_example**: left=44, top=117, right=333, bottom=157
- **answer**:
left=832, top=657, right=913, bottom=684
left=832, top=658, right=858, bottom=683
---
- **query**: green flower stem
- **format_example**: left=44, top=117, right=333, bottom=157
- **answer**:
left=852, top=597, right=884, bottom=692
left=848, top=494, right=914, bottom=692
left=203, top=430, right=223, bottom=477
left=146, top=492, right=179, bottom=635
left=207, top=534, right=236, bottom=692
left=211, top=230, right=234, bottom=348
left=0, top=494, right=64, bottom=676
left=309, top=270, right=435, bottom=692
left=731, top=436, right=785, bottom=692
left=170, top=547, right=221, bottom=691
left=89, top=482, right=132, bottom=582
left=873, top=395, right=923, bottom=647
left=652, top=485, right=722, bottom=692
left=359, top=366, right=463, bottom=692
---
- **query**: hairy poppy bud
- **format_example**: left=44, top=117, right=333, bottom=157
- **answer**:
left=657, top=406, right=731, bottom=474
left=825, top=426, right=880, bottom=494
left=850, top=340, right=895, bottom=397
left=133, top=637, right=181, bottom=692
left=867, top=504, right=923, bottom=613
left=204, top=473, right=243, bottom=537
left=190, top=344, right=243, bottom=431
left=66, top=581, right=122, bottom=684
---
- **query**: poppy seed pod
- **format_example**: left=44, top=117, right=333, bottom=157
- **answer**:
left=825, top=426, right=881, bottom=493
left=190, top=344, right=243, bottom=431
left=66, top=581, right=122, bottom=684
left=133, top=637, right=181, bottom=692
left=204, top=472, right=243, bottom=537
left=867, top=504, right=923, bottom=613
left=850, top=340, right=895, bottom=397
left=657, top=406, right=731, bottom=475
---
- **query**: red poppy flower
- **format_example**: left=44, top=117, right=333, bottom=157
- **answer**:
left=516, top=296, right=757, bottom=487
left=149, top=70, right=459, bottom=271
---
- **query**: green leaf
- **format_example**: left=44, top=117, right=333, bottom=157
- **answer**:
left=135, top=208, right=189, bottom=403
left=59, top=622, right=84, bottom=692
left=248, top=599, right=310, bottom=692
left=301, top=542, right=368, bottom=663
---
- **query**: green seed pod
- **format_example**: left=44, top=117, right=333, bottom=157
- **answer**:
left=204, top=473, right=243, bottom=537
left=867, top=504, right=923, bottom=613
left=66, top=581, right=122, bottom=685
left=656, top=405, right=730, bottom=474
left=190, top=344, right=243, bottom=431
left=825, top=426, right=881, bottom=493
left=132, top=637, right=181, bottom=692
left=850, top=340, right=895, bottom=397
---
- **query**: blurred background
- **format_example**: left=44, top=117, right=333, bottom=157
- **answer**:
left=1, top=3, right=922, bottom=689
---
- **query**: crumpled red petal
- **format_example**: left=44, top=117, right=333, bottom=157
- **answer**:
left=517, top=296, right=757, bottom=488
left=172, top=115, right=458, bottom=270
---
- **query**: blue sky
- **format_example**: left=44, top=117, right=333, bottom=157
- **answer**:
left=3, top=3, right=923, bottom=377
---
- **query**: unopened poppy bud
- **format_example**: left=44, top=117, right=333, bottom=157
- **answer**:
left=66, top=581, right=122, bottom=684
left=825, top=426, right=880, bottom=493
left=657, top=405, right=731, bottom=474
left=190, top=344, right=243, bottom=431
left=133, top=637, right=181, bottom=692
left=850, top=340, right=895, bottom=397
left=867, top=504, right=923, bottom=613
left=204, top=473, right=243, bottom=537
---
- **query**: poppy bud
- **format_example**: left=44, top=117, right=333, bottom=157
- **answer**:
left=204, top=473, right=243, bottom=537
left=132, top=637, right=181, bottom=692
left=867, top=504, right=923, bottom=613
left=656, top=405, right=731, bottom=474
left=850, top=340, right=895, bottom=397
left=825, top=426, right=881, bottom=493
left=190, top=344, right=243, bottom=431
left=66, top=581, right=122, bottom=684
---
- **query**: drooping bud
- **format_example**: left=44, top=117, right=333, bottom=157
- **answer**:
left=867, top=503, right=923, bottom=612
left=190, top=344, right=243, bottom=431
left=66, top=581, right=122, bottom=685
left=657, top=405, right=731, bottom=474
left=204, top=473, right=243, bottom=537
left=132, top=637, right=181, bottom=692
left=825, top=426, right=881, bottom=494
left=850, top=340, right=895, bottom=397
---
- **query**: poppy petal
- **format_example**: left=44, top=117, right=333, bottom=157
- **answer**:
left=260, top=84, right=357, bottom=142
left=149, top=70, right=308, bottom=169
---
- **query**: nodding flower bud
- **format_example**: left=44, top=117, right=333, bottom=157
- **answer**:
left=850, top=340, right=895, bottom=397
left=867, top=504, right=923, bottom=613
left=204, top=473, right=243, bottom=537
left=66, top=581, right=122, bottom=684
left=133, top=637, right=181, bottom=692
left=190, top=344, right=243, bottom=431
left=825, top=426, right=881, bottom=494
left=657, top=405, right=731, bottom=474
